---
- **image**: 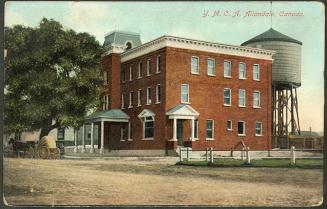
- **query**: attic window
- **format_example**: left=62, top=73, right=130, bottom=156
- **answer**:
left=126, top=42, right=132, bottom=50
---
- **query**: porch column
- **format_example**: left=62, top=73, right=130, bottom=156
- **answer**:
left=81, top=125, right=86, bottom=153
left=191, top=119, right=195, bottom=141
left=172, top=118, right=177, bottom=141
left=90, top=122, right=95, bottom=153
left=73, top=128, right=78, bottom=153
left=100, top=121, right=104, bottom=154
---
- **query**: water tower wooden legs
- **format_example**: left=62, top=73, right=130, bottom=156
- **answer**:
left=272, top=85, right=301, bottom=148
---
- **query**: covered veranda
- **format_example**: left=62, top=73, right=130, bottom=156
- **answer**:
left=73, top=109, right=130, bottom=154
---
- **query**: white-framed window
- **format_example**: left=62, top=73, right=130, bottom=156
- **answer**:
left=147, top=87, right=152, bottom=104
left=147, top=59, right=151, bottom=76
left=129, top=91, right=134, bottom=108
left=122, top=69, right=126, bottom=83
left=238, top=121, right=245, bottom=136
left=103, top=71, right=108, bottom=84
left=227, top=120, right=232, bottom=131
left=156, top=84, right=161, bottom=104
left=137, top=89, right=142, bottom=106
left=181, top=84, right=189, bottom=103
left=156, top=55, right=161, bottom=73
left=121, top=93, right=125, bottom=109
left=138, top=62, right=142, bottom=78
left=224, top=60, right=231, bottom=77
left=144, top=116, right=154, bottom=139
left=224, top=88, right=231, bottom=106
left=129, top=65, right=133, bottom=81
left=207, top=58, right=215, bottom=76
left=239, top=62, right=246, bottom=79
left=206, top=119, right=214, bottom=140
left=238, top=89, right=246, bottom=107
left=253, top=91, right=261, bottom=108
left=255, top=122, right=263, bottom=136
left=253, top=64, right=260, bottom=81
left=103, top=95, right=110, bottom=110
left=193, top=119, right=199, bottom=139
left=191, top=56, right=199, bottom=74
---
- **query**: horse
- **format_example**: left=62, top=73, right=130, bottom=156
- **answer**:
left=8, top=138, right=35, bottom=158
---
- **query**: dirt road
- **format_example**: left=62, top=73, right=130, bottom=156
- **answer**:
left=3, top=157, right=323, bottom=206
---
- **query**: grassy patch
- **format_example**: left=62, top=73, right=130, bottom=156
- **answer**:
left=176, top=158, right=323, bottom=169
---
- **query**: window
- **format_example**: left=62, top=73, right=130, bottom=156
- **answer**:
left=224, top=88, right=231, bottom=106
left=207, top=58, right=215, bottom=76
left=147, top=59, right=151, bottom=76
left=129, top=65, right=133, bottom=81
left=193, top=119, right=199, bottom=139
left=122, top=69, right=126, bottom=83
left=224, top=60, right=231, bottom=77
left=147, top=87, right=152, bottom=104
left=121, top=93, right=125, bottom=109
left=206, top=120, right=214, bottom=139
left=227, top=120, right=232, bottom=131
left=129, top=91, right=134, bottom=108
left=253, top=64, right=260, bottom=80
left=144, top=116, right=154, bottom=138
left=121, top=126, right=127, bottom=141
left=57, top=128, right=65, bottom=140
left=191, top=56, right=199, bottom=74
left=156, top=84, right=161, bottom=103
left=103, top=71, right=108, bottom=84
left=181, top=84, right=189, bottom=103
left=137, top=89, right=142, bottom=106
left=238, top=121, right=245, bottom=135
left=239, top=62, right=246, bottom=79
left=138, top=62, right=142, bottom=78
left=253, top=91, right=261, bottom=108
left=238, top=89, right=246, bottom=107
left=156, top=55, right=161, bottom=73
left=103, top=95, right=110, bottom=110
left=126, top=42, right=132, bottom=50
left=255, top=122, right=262, bottom=136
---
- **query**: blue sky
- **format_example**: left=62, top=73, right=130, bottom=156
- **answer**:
left=5, top=1, right=325, bottom=132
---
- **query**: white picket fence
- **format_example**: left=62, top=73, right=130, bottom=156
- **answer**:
left=179, top=146, right=323, bottom=164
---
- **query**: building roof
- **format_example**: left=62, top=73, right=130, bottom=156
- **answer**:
left=241, top=28, right=302, bottom=46
left=103, top=30, right=142, bottom=48
left=85, top=109, right=130, bottom=123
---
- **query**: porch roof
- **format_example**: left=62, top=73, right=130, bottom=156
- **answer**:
left=166, top=104, right=199, bottom=119
left=85, top=109, right=130, bottom=123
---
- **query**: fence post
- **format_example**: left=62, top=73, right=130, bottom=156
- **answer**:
left=246, top=147, right=251, bottom=164
left=186, top=147, right=190, bottom=162
left=290, top=146, right=296, bottom=165
left=205, top=148, right=208, bottom=162
left=179, top=147, right=182, bottom=162
left=230, top=148, right=233, bottom=157
left=210, top=147, right=213, bottom=163
left=267, top=149, right=271, bottom=157
left=241, top=147, right=245, bottom=160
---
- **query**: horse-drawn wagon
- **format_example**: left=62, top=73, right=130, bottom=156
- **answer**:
left=8, top=136, right=61, bottom=159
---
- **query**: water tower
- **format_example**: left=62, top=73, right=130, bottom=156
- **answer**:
left=241, top=28, right=302, bottom=148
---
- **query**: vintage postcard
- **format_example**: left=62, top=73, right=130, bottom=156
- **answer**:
left=2, top=1, right=325, bottom=207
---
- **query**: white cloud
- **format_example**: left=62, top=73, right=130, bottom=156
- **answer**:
left=4, top=10, right=25, bottom=26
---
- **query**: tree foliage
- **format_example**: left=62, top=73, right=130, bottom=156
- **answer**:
left=5, top=18, right=104, bottom=139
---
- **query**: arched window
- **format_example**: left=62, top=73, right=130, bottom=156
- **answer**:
left=126, top=42, right=132, bottom=50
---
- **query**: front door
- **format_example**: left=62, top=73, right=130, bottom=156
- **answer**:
left=177, top=120, right=184, bottom=146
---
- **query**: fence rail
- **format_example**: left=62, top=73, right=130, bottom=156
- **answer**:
left=179, top=147, right=323, bottom=164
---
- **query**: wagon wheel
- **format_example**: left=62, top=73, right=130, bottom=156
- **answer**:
left=24, top=146, right=35, bottom=159
left=50, top=148, right=61, bottom=160
left=38, top=146, right=50, bottom=159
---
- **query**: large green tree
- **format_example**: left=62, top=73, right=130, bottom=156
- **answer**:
left=4, top=18, right=103, bottom=139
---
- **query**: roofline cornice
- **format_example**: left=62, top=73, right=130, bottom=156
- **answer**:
left=119, top=35, right=276, bottom=62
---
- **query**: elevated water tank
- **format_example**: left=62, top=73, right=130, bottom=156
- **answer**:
left=241, top=28, right=302, bottom=87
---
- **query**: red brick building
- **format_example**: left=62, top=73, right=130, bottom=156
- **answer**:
left=84, top=31, right=275, bottom=156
